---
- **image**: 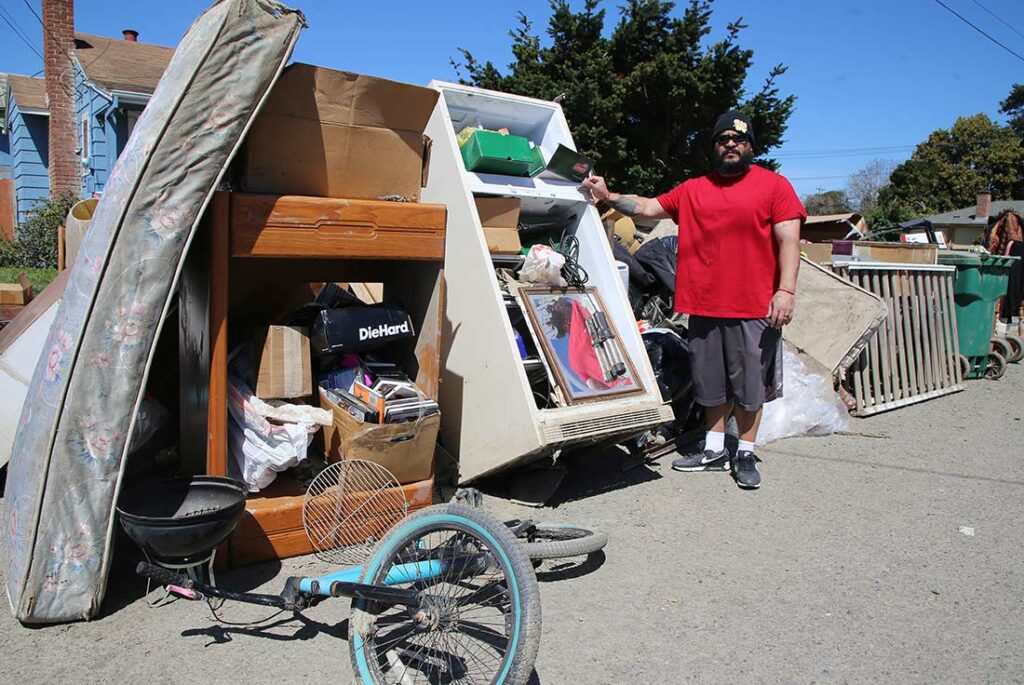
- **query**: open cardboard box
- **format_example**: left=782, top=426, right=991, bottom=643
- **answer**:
left=319, top=387, right=438, bottom=485
left=475, top=196, right=522, bottom=254
left=240, top=63, right=439, bottom=201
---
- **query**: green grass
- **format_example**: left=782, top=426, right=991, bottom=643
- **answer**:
left=0, top=267, right=59, bottom=293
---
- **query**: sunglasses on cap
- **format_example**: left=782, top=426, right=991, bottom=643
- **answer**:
left=714, top=132, right=751, bottom=146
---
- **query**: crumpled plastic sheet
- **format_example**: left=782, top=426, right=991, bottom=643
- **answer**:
left=519, top=244, right=567, bottom=287
left=758, top=346, right=850, bottom=446
left=226, top=374, right=332, bottom=492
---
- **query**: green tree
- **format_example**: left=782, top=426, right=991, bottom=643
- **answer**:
left=0, top=193, right=76, bottom=269
left=999, top=83, right=1024, bottom=136
left=453, top=0, right=796, bottom=196
left=873, top=114, right=1024, bottom=226
left=802, top=189, right=852, bottom=216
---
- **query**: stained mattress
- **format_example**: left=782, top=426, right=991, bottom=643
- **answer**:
left=3, top=0, right=304, bottom=623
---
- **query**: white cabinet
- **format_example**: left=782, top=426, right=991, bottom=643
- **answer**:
left=422, top=81, right=673, bottom=483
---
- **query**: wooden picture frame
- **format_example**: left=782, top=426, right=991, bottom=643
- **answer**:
left=516, top=285, right=644, bottom=405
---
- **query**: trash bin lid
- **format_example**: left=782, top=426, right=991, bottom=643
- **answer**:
left=937, top=250, right=982, bottom=266
left=978, top=254, right=1020, bottom=268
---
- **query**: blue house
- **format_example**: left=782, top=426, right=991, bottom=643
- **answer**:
left=1, top=32, right=172, bottom=234
left=73, top=33, right=173, bottom=197
left=4, top=75, right=50, bottom=228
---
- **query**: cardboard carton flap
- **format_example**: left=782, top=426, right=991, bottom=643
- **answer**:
left=262, top=63, right=439, bottom=132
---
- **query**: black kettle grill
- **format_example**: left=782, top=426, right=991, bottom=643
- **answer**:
left=117, top=476, right=247, bottom=567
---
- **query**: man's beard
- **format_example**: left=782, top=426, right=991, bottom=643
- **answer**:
left=713, top=147, right=754, bottom=175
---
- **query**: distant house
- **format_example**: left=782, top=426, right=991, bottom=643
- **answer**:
left=4, top=75, right=49, bottom=228
left=920, top=193, right=1024, bottom=245
left=1, top=32, right=172, bottom=236
left=73, top=33, right=174, bottom=196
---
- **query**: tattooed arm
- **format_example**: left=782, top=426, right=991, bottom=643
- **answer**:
left=581, top=176, right=670, bottom=220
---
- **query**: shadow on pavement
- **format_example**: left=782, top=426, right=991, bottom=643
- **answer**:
left=535, top=550, right=606, bottom=582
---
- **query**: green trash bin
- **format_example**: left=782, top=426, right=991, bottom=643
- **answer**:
left=938, top=250, right=1020, bottom=379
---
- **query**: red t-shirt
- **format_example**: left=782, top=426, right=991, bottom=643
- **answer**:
left=656, top=165, right=806, bottom=318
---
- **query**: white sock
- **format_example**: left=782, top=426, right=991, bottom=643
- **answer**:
left=738, top=439, right=756, bottom=454
left=705, top=430, right=725, bottom=452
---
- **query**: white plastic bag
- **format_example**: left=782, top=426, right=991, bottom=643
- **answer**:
left=519, top=244, right=567, bottom=286
left=226, top=374, right=332, bottom=491
left=757, top=346, right=849, bottom=445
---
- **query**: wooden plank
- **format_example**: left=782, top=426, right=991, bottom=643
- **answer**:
left=928, top=273, right=951, bottom=389
left=880, top=272, right=904, bottom=402
left=0, top=269, right=68, bottom=353
left=872, top=270, right=888, bottom=403
left=230, top=193, right=447, bottom=261
left=910, top=272, right=932, bottom=392
left=944, top=273, right=964, bottom=384
left=206, top=192, right=230, bottom=477
left=864, top=270, right=880, bottom=405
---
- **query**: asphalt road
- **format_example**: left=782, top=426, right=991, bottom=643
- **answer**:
left=2, top=363, right=1022, bottom=684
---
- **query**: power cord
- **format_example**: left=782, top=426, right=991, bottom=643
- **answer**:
left=553, top=229, right=588, bottom=288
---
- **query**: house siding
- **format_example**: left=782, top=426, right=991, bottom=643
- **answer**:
left=6, top=93, right=50, bottom=227
left=75, top=65, right=110, bottom=197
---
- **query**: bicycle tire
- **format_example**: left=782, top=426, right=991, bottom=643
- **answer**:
left=514, top=522, right=608, bottom=560
left=349, top=504, right=542, bottom=685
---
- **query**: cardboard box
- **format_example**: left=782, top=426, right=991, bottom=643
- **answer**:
left=475, top=197, right=521, bottom=228
left=475, top=197, right=522, bottom=254
left=0, top=273, right=32, bottom=306
left=319, top=387, right=438, bottom=484
left=252, top=326, right=312, bottom=399
left=240, top=63, right=439, bottom=201
left=483, top=227, right=522, bottom=254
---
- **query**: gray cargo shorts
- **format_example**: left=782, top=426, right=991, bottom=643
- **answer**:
left=688, top=316, right=783, bottom=411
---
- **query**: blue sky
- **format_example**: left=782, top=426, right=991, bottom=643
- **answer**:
left=2, top=0, right=1022, bottom=199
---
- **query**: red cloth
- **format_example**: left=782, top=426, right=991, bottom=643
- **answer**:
left=566, top=301, right=608, bottom=388
left=565, top=300, right=634, bottom=390
left=657, top=165, right=806, bottom=318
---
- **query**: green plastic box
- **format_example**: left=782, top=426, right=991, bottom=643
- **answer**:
left=461, top=130, right=538, bottom=176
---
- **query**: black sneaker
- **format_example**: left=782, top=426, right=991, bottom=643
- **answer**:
left=672, top=448, right=730, bottom=472
left=732, top=450, right=762, bottom=489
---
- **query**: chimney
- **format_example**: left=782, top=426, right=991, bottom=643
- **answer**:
left=122, top=29, right=138, bottom=42
left=42, top=0, right=77, bottom=198
left=976, top=190, right=992, bottom=220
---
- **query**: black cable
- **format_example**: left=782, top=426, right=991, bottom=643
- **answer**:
left=967, top=0, right=1024, bottom=41
left=0, top=5, right=42, bottom=60
left=552, top=229, right=589, bottom=288
left=931, top=0, right=1024, bottom=64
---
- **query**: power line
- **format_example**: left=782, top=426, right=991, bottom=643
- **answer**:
left=931, top=0, right=1024, bottom=64
left=967, top=0, right=1024, bottom=41
left=785, top=175, right=852, bottom=181
left=0, top=5, right=43, bottom=60
left=775, top=144, right=914, bottom=155
left=20, top=0, right=77, bottom=66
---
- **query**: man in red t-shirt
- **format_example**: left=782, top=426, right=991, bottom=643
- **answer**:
left=583, top=110, right=805, bottom=489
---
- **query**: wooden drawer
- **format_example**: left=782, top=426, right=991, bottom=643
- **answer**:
left=229, top=193, right=446, bottom=260
left=228, top=475, right=435, bottom=567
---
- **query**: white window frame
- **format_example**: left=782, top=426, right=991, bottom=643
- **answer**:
left=80, top=113, right=90, bottom=164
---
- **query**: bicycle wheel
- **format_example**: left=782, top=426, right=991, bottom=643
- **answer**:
left=349, top=504, right=541, bottom=685
left=510, top=521, right=608, bottom=560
